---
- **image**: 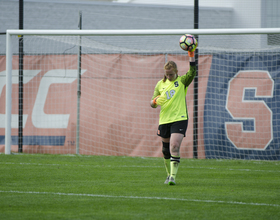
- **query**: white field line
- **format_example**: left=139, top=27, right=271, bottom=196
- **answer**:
left=1, top=162, right=280, bottom=173
left=0, top=190, right=279, bottom=207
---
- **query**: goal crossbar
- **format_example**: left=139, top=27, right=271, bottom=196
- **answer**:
left=6, top=28, right=280, bottom=36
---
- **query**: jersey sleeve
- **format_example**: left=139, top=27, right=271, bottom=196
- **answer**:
left=180, top=62, right=197, bottom=87
left=151, top=80, right=161, bottom=100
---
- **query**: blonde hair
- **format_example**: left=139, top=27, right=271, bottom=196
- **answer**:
left=163, top=61, right=177, bottom=82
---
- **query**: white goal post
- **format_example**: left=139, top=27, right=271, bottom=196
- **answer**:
left=4, top=28, right=280, bottom=159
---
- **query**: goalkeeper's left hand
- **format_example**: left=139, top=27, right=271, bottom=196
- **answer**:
left=188, top=51, right=195, bottom=58
left=190, top=38, right=198, bottom=52
left=188, top=39, right=197, bottom=59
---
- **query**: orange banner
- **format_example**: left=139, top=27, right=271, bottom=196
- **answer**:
left=0, top=54, right=209, bottom=158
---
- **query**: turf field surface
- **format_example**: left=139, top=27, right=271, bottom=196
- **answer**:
left=0, top=154, right=279, bottom=219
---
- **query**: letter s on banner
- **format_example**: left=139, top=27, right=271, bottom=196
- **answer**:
left=225, top=71, right=274, bottom=150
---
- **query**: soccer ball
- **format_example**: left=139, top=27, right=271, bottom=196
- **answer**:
left=179, top=34, right=197, bottom=52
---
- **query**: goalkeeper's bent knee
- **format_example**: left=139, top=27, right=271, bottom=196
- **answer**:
left=162, top=142, right=171, bottom=159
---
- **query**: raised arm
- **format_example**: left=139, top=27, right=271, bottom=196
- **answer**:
left=181, top=51, right=197, bottom=87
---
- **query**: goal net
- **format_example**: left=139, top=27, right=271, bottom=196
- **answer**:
left=2, top=29, right=280, bottom=160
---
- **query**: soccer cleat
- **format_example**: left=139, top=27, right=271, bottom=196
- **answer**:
left=164, top=176, right=170, bottom=184
left=168, top=176, right=176, bottom=185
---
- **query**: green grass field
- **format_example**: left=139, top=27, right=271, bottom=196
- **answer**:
left=0, top=153, right=279, bottom=220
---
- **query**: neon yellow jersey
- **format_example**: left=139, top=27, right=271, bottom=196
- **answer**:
left=151, top=64, right=196, bottom=125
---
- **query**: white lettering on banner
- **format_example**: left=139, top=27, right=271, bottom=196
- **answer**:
left=32, top=69, right=86, bottom=129
left=0, top=70, right=41, bottom=128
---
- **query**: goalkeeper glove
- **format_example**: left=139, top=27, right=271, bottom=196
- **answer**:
left=153, top=95, right=166, bottom=106
left=188, top=40, right=197, bottom=57
left=188, top=51, right=195, bottom=57
left=152, top=96, right=160, bottom=105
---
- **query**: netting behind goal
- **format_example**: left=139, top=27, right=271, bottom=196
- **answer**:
left=1, top=30, right=280, bottom=160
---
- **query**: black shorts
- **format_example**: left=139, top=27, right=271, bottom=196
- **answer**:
left=157, top=120, right=188, bottom=138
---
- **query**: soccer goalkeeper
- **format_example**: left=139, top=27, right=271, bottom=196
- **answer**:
left=150, top=49, right=196, bottom=185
